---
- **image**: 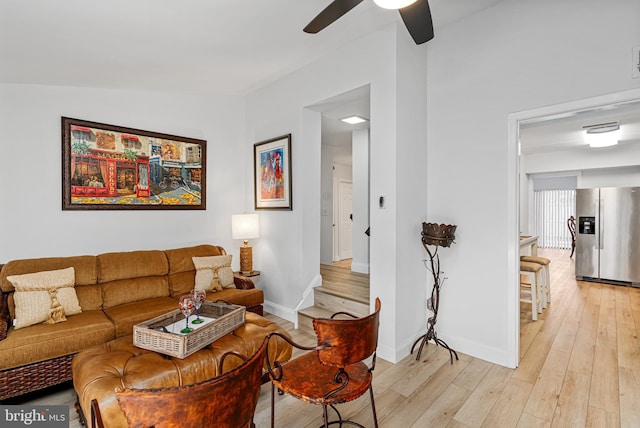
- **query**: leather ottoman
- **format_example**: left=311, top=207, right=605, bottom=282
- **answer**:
left=72, top=312, right=292, bottom=427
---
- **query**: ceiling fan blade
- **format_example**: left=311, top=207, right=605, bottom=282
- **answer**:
left=398, top=0, right=434, bottom=44
left=304, top=0, right=365, bottom=34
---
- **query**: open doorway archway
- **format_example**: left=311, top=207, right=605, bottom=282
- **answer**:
left=507, top=88, right=640, bottom=367
left=313, top=85, right=371, bottom=274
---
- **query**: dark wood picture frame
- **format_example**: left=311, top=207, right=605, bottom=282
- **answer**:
left=253, top=134, right=292, bottom=210
left=62, top=117, right=206, bottom=210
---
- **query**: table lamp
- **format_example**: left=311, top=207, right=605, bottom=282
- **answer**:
left=232, top=214, right=259, bottom=274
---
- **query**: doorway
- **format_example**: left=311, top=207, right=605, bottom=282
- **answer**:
left=508, top=88, right=640, bottom=366
left=338, top=179, right=353, bottom=261
left=315, top=85, right=371, bottom=273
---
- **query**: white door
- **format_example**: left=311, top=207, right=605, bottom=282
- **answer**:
left=339, top=180, right=353, bottom=260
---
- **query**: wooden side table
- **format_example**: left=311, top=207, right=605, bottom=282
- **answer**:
left=235, top=270, right=260, bottom=277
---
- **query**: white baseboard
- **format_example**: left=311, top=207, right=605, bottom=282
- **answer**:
left=396, top=330, right=511, bottom=368
left=351, top=262, right=369, bottom=274
left=263, top=300, right=296, bottom=323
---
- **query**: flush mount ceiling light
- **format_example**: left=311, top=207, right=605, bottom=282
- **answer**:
left=583, top=121, right=620, bottom=148
left=341, top=115, right=369, bottom=125
left=374, top=0, right=418, bottom=9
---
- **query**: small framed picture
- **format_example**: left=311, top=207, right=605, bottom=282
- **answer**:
left=253, top=134, right=292, bottom=210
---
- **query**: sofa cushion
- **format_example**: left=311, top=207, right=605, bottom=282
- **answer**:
left=101, top=277, right=170, bottom=309
left=74, top=284, right=103, bottom=311
left=97, top=250, right=168, bottom=283
left=8, top=267, right=82, bottom=329
left=103, top=297, right=179, bottom=337
left=206, top=288, right=263, bottom=309
left=0, top=310, right=115, bottom=371
left=165, top=245, right=225, bottom=297
left=0, top=256, right=97, bottom=292
left=165, top=245, right=225, bottom=275
left=0, top=255, right=99, bottom=314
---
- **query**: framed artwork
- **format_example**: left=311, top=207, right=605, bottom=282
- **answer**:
left=254, top=134, right=292, bottom=210
left=62, top=117, right=206, bottom=210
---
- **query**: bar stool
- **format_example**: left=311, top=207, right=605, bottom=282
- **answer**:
left=520, top=261, right=543, bottom=320
left=520, top=255, right=550, bottom=306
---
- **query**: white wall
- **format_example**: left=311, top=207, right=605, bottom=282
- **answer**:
left=394, top=32, right=429, bottom=357
left=0, top=83, right=246, bottom=263
left=524, top=144, right=640, bottom=175
left=581, top=166, right=640, bottom=188
left=320, top=144, right=335, bottom=265
left=427, top=0, right=640, bottom=365
left=245, top=25, right=429, bottom=362
left=351, top=128, right=370, bottom=273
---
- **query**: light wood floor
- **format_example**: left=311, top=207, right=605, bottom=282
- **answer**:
left=9, top=248, right=640, bottom=427
left=332, top=258, right=352, bottom=269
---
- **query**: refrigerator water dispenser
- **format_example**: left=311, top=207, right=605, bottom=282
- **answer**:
left=578, top=217, right=595, bottom=234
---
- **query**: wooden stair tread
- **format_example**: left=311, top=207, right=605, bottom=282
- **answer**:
left=298, top=306, right=336, bottom=320
left=297, top=263, right=371, bottom=332
left=315, top=285, right=368, bottom=304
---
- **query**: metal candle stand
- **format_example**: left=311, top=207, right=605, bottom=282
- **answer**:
left=411, top=222, right=459, bottom=364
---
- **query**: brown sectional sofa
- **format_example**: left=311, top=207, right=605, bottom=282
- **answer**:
left=0, top=244, right=264, bottom=401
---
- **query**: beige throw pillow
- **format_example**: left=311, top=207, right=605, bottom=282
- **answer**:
left=7, top=267, right=82, bottom=330
left=193, top=255, right=235, bottom=291
left=219, top=266, right=235, bottom=289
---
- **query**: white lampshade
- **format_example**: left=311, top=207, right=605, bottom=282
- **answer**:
left=374, top=0, right=417, bottom=9
left=232, top=214, right=259, bottom=240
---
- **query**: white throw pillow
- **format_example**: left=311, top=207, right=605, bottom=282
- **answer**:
left=192, top=255, right=235, bottom=291
left=7, top=267, right=82, bottom=329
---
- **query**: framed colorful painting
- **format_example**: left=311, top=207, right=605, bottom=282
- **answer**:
left=62, top=117, right=206, bottom=210
left=253, top=134, right=292, bottom=210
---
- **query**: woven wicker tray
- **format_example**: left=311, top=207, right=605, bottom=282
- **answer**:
left=133, top=301, right=245, bottom=358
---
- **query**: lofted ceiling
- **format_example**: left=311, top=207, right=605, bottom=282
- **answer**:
left=0, top=0, right=505, bottom=96
left=8, top=1, right=635, bottom=160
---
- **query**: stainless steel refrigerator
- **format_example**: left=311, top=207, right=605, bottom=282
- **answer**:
left=575, top=187, right=640, bottom=286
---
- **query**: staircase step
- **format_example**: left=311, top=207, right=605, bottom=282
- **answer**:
left=319, top=280, right=369, bottom=304
left=314, top=287, right=369, bottom=317
left=297, top=306, right=336, bottom=332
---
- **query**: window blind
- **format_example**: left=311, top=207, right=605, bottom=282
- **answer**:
left=533, top=189, right=575, bottom=249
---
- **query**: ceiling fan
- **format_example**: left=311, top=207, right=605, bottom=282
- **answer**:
left=304, top=0, right=434, bottom=45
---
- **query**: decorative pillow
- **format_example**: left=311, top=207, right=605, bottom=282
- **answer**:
left=7, top=267, right=82, bottom=330
left=192, top=255, right=234, bottom=291
left=219, top=266, right=236, bottom=289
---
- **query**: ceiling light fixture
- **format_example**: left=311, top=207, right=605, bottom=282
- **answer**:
left=341, top=115, right=369, bottom=125
left=583, top=122, right=620, bottom=148
left=374, top=0, right=418, bottom=9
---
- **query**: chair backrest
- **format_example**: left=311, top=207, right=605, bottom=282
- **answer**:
left=568, top=216, right=576, bottom=239
left=115, top=337, right=268, bottom=428
left=312, top=297, right=381, bottom=367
